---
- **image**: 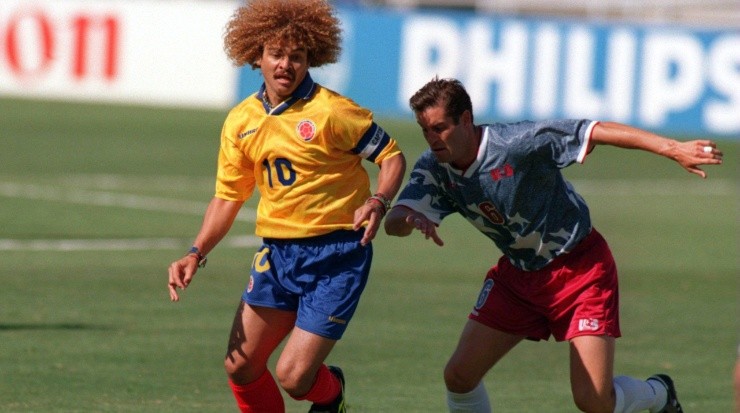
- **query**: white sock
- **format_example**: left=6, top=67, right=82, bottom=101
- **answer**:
left=447, top=382, right=492, bottom=413
left=612, top=376, right=667, bottom=413
left=645, top=378, right=669, bottom=413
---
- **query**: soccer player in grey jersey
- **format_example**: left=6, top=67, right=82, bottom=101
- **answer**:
left=385, top=77, right=722, bottom=413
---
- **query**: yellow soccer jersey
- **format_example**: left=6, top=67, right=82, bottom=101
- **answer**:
left=216, top=73, right=402, bottom=239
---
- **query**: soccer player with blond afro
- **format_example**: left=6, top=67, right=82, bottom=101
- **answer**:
left=167, top=1, right=406, bottom=412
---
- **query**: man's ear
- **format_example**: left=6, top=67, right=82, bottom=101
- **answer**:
left=461, top=109, right=473, bottom=126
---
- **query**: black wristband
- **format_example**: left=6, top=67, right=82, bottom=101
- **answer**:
left=187, top=246, right=207, bottom=268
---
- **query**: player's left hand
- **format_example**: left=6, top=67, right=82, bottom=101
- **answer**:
left=673, top=140, right=723, bottom=178
left=354, top=202, right=384, bottom=246
left=405, top=213, right=444, bottom=246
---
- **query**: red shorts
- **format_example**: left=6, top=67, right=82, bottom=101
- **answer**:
left=469, top=229, right=621, bottom=341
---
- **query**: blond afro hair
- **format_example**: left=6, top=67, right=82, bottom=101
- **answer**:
left=224, top=0, right=342, bottom=69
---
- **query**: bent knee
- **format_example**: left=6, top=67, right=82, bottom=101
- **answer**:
left=275, top=362, right=314, bottom=396
left=443, top=363, right=480, bottom=394
left=224, top=353, right=264, bottom=384
left=224, top=354, right=243, bottom=376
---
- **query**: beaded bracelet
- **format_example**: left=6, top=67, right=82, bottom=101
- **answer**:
left=366, top=193, right=390, bottom=216
left=371, top=193, right=391, bottom=211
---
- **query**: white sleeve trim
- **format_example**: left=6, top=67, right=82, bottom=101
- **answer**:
left=577, top=121, right=599, bottom=164
left=394, top=199, right=443, bottom=225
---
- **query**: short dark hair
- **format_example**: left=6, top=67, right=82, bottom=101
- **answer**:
left=409, top=77, right=473, bottom=124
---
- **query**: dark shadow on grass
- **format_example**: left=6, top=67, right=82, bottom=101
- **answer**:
left=0, top=323, right=113, bottom=331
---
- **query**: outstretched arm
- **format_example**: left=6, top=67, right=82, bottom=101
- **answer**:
left=168, top=197, right=244, bottom=301
left=588, top=122, right=723, bottom=178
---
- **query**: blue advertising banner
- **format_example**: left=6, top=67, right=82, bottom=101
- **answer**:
left=237, top=8, right=739, bottom=137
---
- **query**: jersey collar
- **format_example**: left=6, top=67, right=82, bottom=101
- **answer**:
left=257, top=72, right=317, bottom=115
left=445, top=127, right=488, bottom=178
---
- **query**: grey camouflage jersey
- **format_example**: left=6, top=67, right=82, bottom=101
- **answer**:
left=396, top=119, right=599, bottom=271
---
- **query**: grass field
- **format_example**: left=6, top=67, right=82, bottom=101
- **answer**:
left=0, top=97, right=737, bottom=412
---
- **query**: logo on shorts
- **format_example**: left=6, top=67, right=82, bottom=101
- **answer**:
left=578, top=318, right=600, bottom=331
left=296, top=119, right=317, bottom=141
left=328, top=316, right=347, bottom=325
left=252, top=247, right=271, bottom=273
left=474, top=279, right=494, bottom=311
left=247, top=276, right=254, bottom=293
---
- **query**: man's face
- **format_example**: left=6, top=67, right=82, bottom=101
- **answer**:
left=257, top=40, right=309, bottom=103
left=415, top=104, right=475, bottom=170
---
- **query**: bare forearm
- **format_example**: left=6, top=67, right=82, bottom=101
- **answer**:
left=353, top=153, right=406, bottom=246
left=589, top=121, right=723, bottom=178
left=590, top=122, right=676, bottom=157
left=375, top=153, right=406, bottom=200
left=192, top=197, right=244, bottom=254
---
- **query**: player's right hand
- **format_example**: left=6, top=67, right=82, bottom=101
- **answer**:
left=167, top=255, right=199, bottom=301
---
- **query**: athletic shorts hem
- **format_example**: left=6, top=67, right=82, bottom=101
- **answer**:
left=294, top=320, right=344, bottom=341
left=242, top=297, right=295, bottom=312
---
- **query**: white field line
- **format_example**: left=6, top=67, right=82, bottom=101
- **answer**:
left=0, top=182, right=256, bottom=222
left=0, top=180, right=258, bottom=251
left=0, top=178, right=734, bottom=205
left=0, top=177, right=734, bottom=252
left=0, top=235, right=263, bottom=252
left=52, top=174, right=214, bottom=191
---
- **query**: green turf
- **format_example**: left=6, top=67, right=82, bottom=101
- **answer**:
left=0, top=97, right=736, bottom=412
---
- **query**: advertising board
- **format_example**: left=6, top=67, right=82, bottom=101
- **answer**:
left=2, top=1, right=737, bottom=136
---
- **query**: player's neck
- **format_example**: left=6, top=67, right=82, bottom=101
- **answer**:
left=451, top=125, right=481, bottom=173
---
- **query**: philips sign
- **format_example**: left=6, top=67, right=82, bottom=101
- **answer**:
left=397, top=16, right=739, bottom=135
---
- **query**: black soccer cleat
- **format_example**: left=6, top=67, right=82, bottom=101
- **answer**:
left=308, top=366, right=346, bottom=413
left=648, top=374, right=683, bottom=413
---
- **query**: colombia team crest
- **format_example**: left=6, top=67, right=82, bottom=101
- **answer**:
left=296, top=119, right=317, bottom=141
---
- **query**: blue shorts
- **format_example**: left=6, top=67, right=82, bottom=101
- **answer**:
left=242, top=230, right=372, bottom=340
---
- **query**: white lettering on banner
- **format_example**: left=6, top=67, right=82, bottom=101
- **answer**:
left=467, top=20, right=527, bottom=117
left=2, top=9, right=119, bottom=82
left=606, top=30, right=637, bottom=122
left=563, top=27, right=636, bottom=122
left=640, top=33, right=704, bottom=126
left=705, top=36, right=740, bottom=133
left=531, top=24, right=560, bottom=118
left=399, top=17, right=461, bottom=109
left=565, top=27, right=602, bottom=119
left=398, top=16, right=740, bottom=135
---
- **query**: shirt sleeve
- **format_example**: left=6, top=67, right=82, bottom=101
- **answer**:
left=352, top=122, right=402, bottom=164
left=394, top=153, right=456, bottom=224
left=328, top=98, right=402, bottom=165
left=576, top=120, right=599, bottom=163
left=215, top=124, right=256, bottom=202
left=514, top=119, right=597, bottom=168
